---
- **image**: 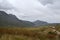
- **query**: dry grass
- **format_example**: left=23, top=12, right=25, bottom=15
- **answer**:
left=0, top=26, right=60, bottom=40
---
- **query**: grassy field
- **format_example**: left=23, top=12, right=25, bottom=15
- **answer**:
left=0, top=26, right=60, bottom=40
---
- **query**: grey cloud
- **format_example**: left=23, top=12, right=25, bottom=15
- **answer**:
left=0, top=0, right=14, bottom=10
left=0, top=0, right=60, bottom=23
left=39, top=0, right=60, bottom=10
left=11, top=0, right=60, bottom=23
left=47, top=1, right=60, bottom=9
left=39, top=0, right=53, bottom=5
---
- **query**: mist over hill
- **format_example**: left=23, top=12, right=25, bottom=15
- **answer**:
left=0, top=11, right=60, bottom=27
left=33, top=20, right=48, bottom=26
left=0, top=11, right=34, bottom=27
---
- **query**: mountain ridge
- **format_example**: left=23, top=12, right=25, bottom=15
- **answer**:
left=0, top=11, right=60, bottom=27
left=0, top=11, right=34, bottom=27
left=33, top=20, right=48, bottom=26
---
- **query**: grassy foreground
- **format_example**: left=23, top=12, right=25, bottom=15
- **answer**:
left=0, top=26, right=60, bottom=40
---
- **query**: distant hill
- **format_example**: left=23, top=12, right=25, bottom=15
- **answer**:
left=33, top=20, right=60, bottom=26
left=33, top=20, right=48, bottom=26
left=0, top=11, right=34, bottom=27
left=48, top=23, right=60, bottom=26
left=0, top=11, right=60, bottom=27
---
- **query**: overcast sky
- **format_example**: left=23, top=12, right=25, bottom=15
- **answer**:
left=0, top=0, right=60, bottom=23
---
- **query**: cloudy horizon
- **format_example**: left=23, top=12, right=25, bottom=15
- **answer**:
left=0, top=0, right=60, bottom=23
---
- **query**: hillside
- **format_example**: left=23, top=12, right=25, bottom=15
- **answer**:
left=33, top=20, right=48, bottom=26
left=0, top=11, right=34, bottom=27
left=0, top=11, right=60, bottom=27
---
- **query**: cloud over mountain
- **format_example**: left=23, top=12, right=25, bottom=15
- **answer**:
left=0, top=0, right=60, bottom=23
left=0, top=0, right=14, bottom=10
